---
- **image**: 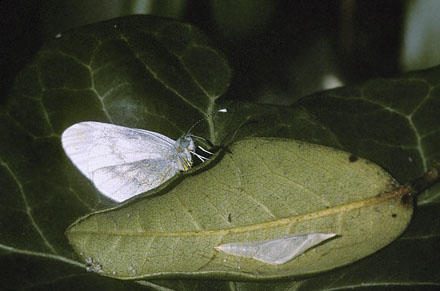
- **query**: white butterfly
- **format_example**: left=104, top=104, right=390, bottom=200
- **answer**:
left=215, top=233, right=337, bottom=265
left=61, top=109, right=226, bottom=202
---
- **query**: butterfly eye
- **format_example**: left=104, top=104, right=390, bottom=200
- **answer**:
left=180, top=137, right=191, bottom=147
left=177, top=136, right=195, bottom=150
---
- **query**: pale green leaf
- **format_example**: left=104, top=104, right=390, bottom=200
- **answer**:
left=66, top=138, right=412, bottom=280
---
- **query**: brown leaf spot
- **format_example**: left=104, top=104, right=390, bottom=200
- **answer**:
left=400, top=193, right=414, bottom=208
left=349, top=155, right=358, bottom=162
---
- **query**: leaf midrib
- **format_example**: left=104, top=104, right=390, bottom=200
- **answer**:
left=69, top=185, right=408, bottom=238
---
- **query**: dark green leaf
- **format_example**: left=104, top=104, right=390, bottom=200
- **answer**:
left=297, top=72, right=440, bottom=203
left=1, top=14, right=439, bottom=290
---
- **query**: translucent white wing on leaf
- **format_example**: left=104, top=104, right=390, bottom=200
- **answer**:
left=215, top=233, right=337, bottom=265
left=90, top=158, right=182, bottom=202
left=61, top=121, right=193, bottom=202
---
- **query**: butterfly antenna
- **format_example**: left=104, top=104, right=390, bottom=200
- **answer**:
left=186, top=108, right=226, bottom=163
left=185, top=108, right=227, bottom=135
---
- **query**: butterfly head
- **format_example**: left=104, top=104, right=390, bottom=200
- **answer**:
left=176, top=135, right=195, bottom=152
left=175, top=135, right=195, bottom=170
left=177, top=108, right=227, bottom=167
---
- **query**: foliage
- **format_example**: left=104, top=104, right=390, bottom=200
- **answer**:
left=1, top=15, right=439, bottom=290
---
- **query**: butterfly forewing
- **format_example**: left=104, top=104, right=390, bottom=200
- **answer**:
left=61, top=121, right=191, bottom=202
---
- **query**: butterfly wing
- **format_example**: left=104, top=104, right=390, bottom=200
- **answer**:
left=254, top=233, right=336, bottom=264
left=92, top=158, right=181, bottom=202
left=61, top=121, right=185, bottom=202
left=215, top=233, right=337, bottom=265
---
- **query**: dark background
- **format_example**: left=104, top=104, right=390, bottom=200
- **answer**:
left=0, top=0, right=432, bottom=106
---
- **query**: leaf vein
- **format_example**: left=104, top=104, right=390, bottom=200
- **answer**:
left=0, top=158, right=58, bottom=254
left=119, top=34, right=204, bottom=115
